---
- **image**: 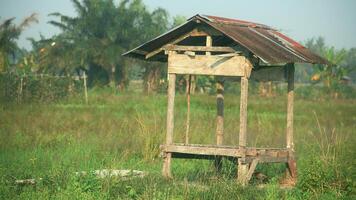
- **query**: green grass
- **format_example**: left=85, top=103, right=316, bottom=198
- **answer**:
left=0, top=91, right=355, bottom=199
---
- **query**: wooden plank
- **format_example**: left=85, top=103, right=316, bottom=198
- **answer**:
left=250, top=65, right=286, bottom=82
left=286, top=64, right=295, bottom=150
left=146, top=28, right=216, bottom=59
left=162, top=144, right=289, bottom=158
left=163, top=45, right=236, bottom=53
left=163, top=144, right=241, bottom=157
left=162, top=72, right=176, bottom=178
left=146, top=29, right=196, bottom=59
left=168, top=54, right=251, bottom=76
left=246, top=159, right=259, bottom=182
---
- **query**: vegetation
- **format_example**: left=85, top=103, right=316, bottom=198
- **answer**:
left=1, top=0, right=356, bottom=199
left=0, top=90, right=355, bottom=199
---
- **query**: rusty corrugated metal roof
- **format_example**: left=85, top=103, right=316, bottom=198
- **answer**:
left=123, top=14, right=329, bottom=65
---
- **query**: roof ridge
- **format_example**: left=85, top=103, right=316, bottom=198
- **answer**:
left=199, top=14, right=275, bottom=30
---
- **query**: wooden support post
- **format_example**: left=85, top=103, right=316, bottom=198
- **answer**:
left=206, top=35, right=212, bottom=56
left=286, top=63, right=297, bottom=183
left=162, top=73, right=176, bottom=178
left=215, top=80, right=224, bottom=171
left=185, top=75, right=191, bottom=145
left=246, top=159, right=259, bottom=182
left=238, top=76, right=249, bottom=185
left=286, top=64, right=294, bottom=150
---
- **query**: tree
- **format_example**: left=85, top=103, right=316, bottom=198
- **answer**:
left=46, top=0, right=173, bottom=91
left=0, top=14, right=38, bottom=72
left=305, top=37, right=350, bottom=88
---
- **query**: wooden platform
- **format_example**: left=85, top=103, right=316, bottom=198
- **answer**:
left=161, top=144, right=290, bottom=163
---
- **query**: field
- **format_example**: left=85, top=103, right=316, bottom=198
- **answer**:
left=0, top=90, right=355, bottom=199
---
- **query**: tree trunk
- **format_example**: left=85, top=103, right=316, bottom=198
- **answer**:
left=144, top=65, right=161, bottom=94
left=117, top=64, right=128, bottom=92
left=185, top=75, right=196, bottom=94
left=109, top=65, right=116, bottom=88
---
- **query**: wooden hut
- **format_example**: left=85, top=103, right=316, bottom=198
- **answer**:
left=123, top=15, right=329, bottom=185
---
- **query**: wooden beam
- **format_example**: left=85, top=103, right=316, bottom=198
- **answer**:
left=206, top=35, right=212, bottom=56
left=286, top=63, right=297, bottom=184
left=167, top=54, right=251, bottom=76
left=163, top=45, right=236, bottom=53
left=215, top=80, right=224, bottom=172
left=185, top=75, right=191, bottom=145
left=286, top=64, right=295, bottom=150
left=239, top=76, right=248, bottom=149
left=161, top=144, right=289, bottom=158
left=146, top=28, right=211, bottom=59
left=216, top=81, right=224, bottom=146
left=246, top=159, right=259, bottom=182
left=238, top=76, right=249, bottom=185
left=162, top=72, right=176, bottom=178
left=163, top=144, right=241, bottom=157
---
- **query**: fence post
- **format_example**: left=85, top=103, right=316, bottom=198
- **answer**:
left=18, top=73, right=24, bottom=103
left=83, top=71, right=88, bottom=104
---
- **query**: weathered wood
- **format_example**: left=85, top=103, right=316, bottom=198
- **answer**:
left=216, top=81, right=224, bottom=146
left=146, top=29, right=195, bottom=59
left=163, top=144, right=240, bottom=157
left=163, top=45, right=236, bottom=53
left=215, top=80, right=224, bottom=171
left=238, top=76, right=249, bottom=185
left=239, top=76, right=248, bottom=149
left=146, top=28, right=219, bottom=59
left=185, top=75, right=191, bottom=145
left=246, top=159, right=259, bottom=182
left=206, top=35, right=212, bottom=56
left=250, top=65, right=286, bottom=82
left=161, top=144, right=289, bottom=160
left=162, top=72, right=176, bottom=178
left=286, top=64, right=295, bottom=150
left=167, top=54, right=252, bottom=76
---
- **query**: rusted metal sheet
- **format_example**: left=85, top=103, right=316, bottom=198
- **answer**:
left=123, top=14, right=329, bottom=65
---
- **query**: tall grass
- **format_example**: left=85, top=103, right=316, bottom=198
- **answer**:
left=0, top=90, right=355, bottom=199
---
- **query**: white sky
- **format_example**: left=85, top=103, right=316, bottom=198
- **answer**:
left=1, top=0, right=355, bottom=50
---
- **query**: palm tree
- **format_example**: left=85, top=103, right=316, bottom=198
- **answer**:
left=0, top=13, right=38, bottom=72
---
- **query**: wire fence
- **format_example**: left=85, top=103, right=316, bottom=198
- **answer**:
left=0, top=72, right=88, bottom=104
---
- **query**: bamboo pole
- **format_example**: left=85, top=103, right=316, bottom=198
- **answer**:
left=162, top=73, right=176, bottom=178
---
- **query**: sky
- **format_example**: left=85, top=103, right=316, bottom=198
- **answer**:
left=0, top=0, right=355, bottom=50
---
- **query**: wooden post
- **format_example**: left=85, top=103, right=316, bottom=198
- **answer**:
left=286, top=63, right=297, bottom=182
left=18, top=76, right=23, bottom=103
left=83, top=71, right=88, bottom=104
left=185, top=75, right=191, bottom=144
left=215, top=80, right=224, bottom=171
left=238, top=76, right=249, bottom=185
left=206, top=35, right=212, bottom=56
left=162, top=73, right=176, bottom=178
left=286, top=64, right=294, bottom=150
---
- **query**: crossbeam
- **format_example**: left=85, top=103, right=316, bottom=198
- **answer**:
left=160, top=144, right=289, bottom=163
left=164, top=44, right=236, bottom=53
